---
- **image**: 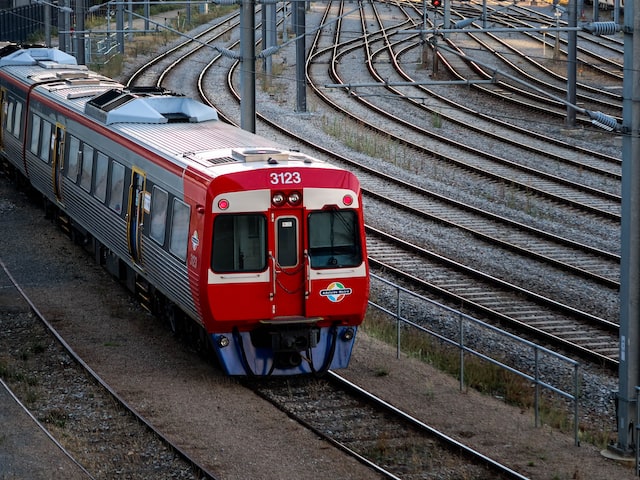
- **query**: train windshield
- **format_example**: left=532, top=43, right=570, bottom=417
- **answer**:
left=212, top=214, right=267, bottom=272
left=307, top=210, right=361, bottom=269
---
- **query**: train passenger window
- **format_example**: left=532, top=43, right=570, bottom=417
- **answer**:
left=149, top=187, right=168, bottom=244
left=307, top=210, right=361, bottom=269
left=6, top=101, right=13, bottom=136
left=66, top=136, right=80, bottom=182
left=12, top=102, right=22, bottom=137
left=109, top=162, right=125, bottom=214
left=94, top=152, right=108, bottom=202
left=39, top=121, right=52, bottom=162
left=80, top=144, right=94, bottom=192
left=30, top=115, right=41, bottom=155
left=212, top=214, right=267, bottom=272
left=169, top=199, right=190, bottom=261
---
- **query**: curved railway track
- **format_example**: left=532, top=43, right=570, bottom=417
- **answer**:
left=305, top=2, right=622, bottom=220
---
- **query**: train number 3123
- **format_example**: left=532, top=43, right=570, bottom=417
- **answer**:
left=270, top=172, right=301, bottom=185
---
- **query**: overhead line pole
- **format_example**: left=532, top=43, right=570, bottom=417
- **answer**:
left=294, top=0, right=307, bottom=113
left=565, top=0, right=577, bottom=126
left=615, top=0, right=640, bottom=457
left=240, top=0, right=256, bottom=132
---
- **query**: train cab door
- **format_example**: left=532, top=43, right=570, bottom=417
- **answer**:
left=273, top=211, right=305, bottom=317
left=51, top=123, right=65, bottom=203
left=127, top=168, right=146, bottom=265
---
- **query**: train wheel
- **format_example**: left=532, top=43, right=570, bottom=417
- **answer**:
left=165, top=303, right=182, bottom=336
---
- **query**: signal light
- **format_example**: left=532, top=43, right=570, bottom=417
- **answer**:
left=432, top=0, right=441, bottom=6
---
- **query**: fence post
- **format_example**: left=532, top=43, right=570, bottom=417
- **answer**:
left=534, top=347, right=540, bottom=428
left=574, top=363, right=579, bottom=446
left=396, top=286, right=401, bottom=359
left=459, top=312, right=464, bottom=391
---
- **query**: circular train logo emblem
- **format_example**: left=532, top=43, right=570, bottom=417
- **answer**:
left=320, top=282, right=352, bottom=303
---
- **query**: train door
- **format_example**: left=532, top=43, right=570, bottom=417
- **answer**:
left=273, top=210, right=305, bottom=317
left=127, top=168, right=146, bottom=264
left=51, top=123, right=65, bottom=202
left=0, top=87, right=6, bottom=151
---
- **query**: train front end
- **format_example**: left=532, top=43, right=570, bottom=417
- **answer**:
left=199, top=148, right=369, bottom=376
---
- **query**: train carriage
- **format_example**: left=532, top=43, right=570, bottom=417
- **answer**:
left=0, top=44, right=369, bottom=376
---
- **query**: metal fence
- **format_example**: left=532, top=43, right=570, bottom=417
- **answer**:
left=0, top=4, right=52, bottom=43
left=368, top=272, right=581, bottom=446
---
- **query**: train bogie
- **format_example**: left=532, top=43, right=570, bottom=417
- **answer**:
left=0, top=45, right=369, bottom=376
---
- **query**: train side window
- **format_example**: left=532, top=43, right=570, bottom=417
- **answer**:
left=108, top=161, right=125, bottom=214
left=30, top=115, right=41, bottom=155
left=12, top=102, right=22, bottom=137
left=94, top=152, right=108, bottom=202
left=6, top=101, right=13, bottom=136
left=307, top=210, right=361, bottom=269
left=169, top=199, right=190, bottom=261
left=150, top=187, right=168, bottom=245
left=80, top=144, right=94, bottom=192
left=212, top=214, right=267, bottom=272
left=66, top=135, right=80, bottom=182
left=39, top=121, right=52, bottom=162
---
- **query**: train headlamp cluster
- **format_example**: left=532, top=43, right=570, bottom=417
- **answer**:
left=342, top=194, right=354, bottom=206
left=272, top=191, right=302, bottom=207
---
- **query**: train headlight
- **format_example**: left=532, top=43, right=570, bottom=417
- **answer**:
left=218, top=199, right=229, bottom=210
left=342, top=194, right=354, bottom=206
left=218, top=335, right=230, bottom=348
left=272, top=192, right=285, bottom=206
left=287, top=191, right=301, bottom=206
left=342, top=328, right=355, bottom=341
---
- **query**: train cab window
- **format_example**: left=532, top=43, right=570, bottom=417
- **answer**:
left=94, top=152, right=108, bottom=202
left=169, top=199, right=190, bottom=261
left=80, top=144, right=94, bottom=192
left=66, top=135, right=80, bottom=182
left=149, top=186, right=168, bottom=244
left=307, top=210, right=361, bottom=269
left=109, top=161, right=125, bottom=214
left=277, top=217, right=298, bottom=267
left=212, top=214, right=267, bottom=272
left=30, top=115, right=41, bottom=155
left=39, top=121, right=51, bottom=162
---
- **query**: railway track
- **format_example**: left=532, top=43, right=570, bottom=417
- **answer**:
left=248, top=373, right=529, bottom=480
left=0, top=258, right=219, bottom=480
left=317, top=0, right=622, bottom=219
left=429, top=3, right=624, bottom=122
left=365, top=226, right=619, bottom=369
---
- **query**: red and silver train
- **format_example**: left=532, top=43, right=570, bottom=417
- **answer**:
left=0, top=44, right=369, bottom=376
